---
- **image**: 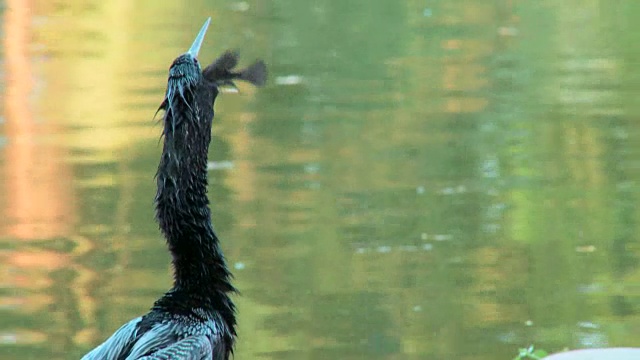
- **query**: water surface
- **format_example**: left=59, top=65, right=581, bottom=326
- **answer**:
left=1, top=1, right=640, bottom=359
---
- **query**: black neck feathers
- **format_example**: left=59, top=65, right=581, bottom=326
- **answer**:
left=154, top=51, right=266, bottom=294
left=155, top=52, right=231, bottom=292
left=153, top=49, right=266, bottom=354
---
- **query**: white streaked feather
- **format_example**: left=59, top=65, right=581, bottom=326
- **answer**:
left=81, top=317, right=142, bottom=360
left=138, top=335, right=213, bottom=360
left=83, top=312, right=222, bottom=359
left=125, top=322, right=176, bottom=359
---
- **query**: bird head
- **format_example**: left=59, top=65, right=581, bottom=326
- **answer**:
left=166, top=18, right=211, bottom=95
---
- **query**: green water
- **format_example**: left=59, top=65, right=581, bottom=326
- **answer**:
left=1, top=1, right=639, bottom=359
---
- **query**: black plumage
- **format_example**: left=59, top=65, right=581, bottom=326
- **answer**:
left=82, top=18, right=266, bottom=360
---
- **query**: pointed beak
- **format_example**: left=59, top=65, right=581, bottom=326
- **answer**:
left=187, top=17, right=211, bottom=58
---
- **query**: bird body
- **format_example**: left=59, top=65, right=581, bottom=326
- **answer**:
left=81, top=18, right=266, bottom=360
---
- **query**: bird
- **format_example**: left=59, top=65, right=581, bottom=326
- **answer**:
left=81, top=18, right=267, bottom=360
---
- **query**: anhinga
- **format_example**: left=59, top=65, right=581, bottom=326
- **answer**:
left=81, top=18, right=266, bottom=360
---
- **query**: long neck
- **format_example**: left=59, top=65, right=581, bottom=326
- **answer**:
left=154, top=82, right=233, bottom=294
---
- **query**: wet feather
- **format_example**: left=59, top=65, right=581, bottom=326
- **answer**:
left=81, top=18, right=266, bottom=360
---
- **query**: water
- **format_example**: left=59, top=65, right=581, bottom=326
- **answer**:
left=1, top=1, right=640, bottom=359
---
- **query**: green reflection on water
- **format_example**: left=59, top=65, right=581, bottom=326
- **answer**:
left=1, top=1, right=640, bottom=360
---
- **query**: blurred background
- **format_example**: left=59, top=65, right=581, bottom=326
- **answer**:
left=1, top=0, right=640, bottom=359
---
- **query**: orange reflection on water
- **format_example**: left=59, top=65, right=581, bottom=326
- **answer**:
left=0, top=1, right=76, bottom=345
left=2, top=0, right=75, bottom=241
